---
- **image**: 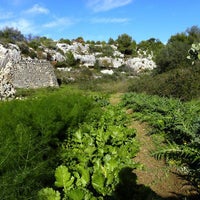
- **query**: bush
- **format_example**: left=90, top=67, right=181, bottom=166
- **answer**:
left=128, top=65, right=200, bottom=101
left=0, top=90, right=97, bottom=199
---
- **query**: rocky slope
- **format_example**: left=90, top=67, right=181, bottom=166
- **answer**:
left=0, top=41, right=156, bottom=99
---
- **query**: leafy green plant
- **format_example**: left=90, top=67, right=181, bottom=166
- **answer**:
left=39, top=105, right=139, bottom=199
left=0, top=89, right=97, bottom=199
left=121, top=92, right=200, bottom=194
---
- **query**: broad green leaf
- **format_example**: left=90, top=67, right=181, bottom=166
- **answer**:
left=92, top=171, right=106, bottom=195
left=76, top=165, right=90, bottom=187
left=66, top=188, right=85, bottom=200
left=67, top=188, right=97, bottom=200
left=38, top=187, right=60, bottom=200
left=73, top=130, right=83, bottom=143
left=55, top=165, right=74, bottom=189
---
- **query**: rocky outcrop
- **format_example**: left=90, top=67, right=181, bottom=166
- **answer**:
left=55, top=42, right=156, bottom=72
left=126, top=57, right=156, bottom=72
left=0, top=40, right=156, bottom=100
left=0, top=58, right=16, bottom=100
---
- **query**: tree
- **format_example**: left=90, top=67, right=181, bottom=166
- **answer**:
left=74, top=37, right=85, bottom=44
left=108, top=37, right=115, bottom=45
left=117, top=33, right=135, bottom=55
left=155, top=32, right=192, bottom=73
left=59, top=38, right=71, bottom=45
left=186, top=25, right=200, bottom=43
left=137, top=38, right=164, bottom=58
left=0, top=27, right=25, bottom=43
left=155, top=41, right=190, bottom=73
left=66, top=51, right=76, bottom=66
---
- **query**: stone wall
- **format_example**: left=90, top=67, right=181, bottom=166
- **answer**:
left=12, top=60, right=58, bottom=88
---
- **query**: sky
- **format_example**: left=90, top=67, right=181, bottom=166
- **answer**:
left=0, top=0, right=199, bottom=43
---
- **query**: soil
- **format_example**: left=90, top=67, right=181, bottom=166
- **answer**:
left=110, top=93, right=197, bottom=200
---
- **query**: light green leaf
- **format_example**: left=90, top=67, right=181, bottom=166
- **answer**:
left=55, top=165, right=74, bottom=189
left=76, top=165, right=90, bottom=187
left=66, top=188, right=85, bottom=200
left=92, top=171, right=106, bottom=195
left=73, top=130, right=83, bottom=143
left=67, top=188, right=96, bottom=200
left=38, top=187, right=60, bottom=200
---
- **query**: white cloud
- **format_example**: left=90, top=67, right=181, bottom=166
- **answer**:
left=87, top=0, right=133, bottom=12
left=24, top=4, right=49, bottom=15
left=91, top=17, right=130, bottom=24
left=0, top=18, right=38, bottom=35
left=43, top=17, right=74, bottom=28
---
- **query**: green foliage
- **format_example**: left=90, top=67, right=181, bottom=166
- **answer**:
left=54, top=51, right=77, bottom=69
left=39, top=105, right=139, bottom=199
left=121, top=92, right=200, bottom=193
left=137, top=38, right=164, bottom=59
left=108, top=37, right=115, bottom=45
left=38, top=188, right=61, bottom=200
left=89, top=44, right=102, bottom=53
left=155, top=40, right=191, bottom=73
left=101, top=45, right=114, bottom=57
left=55, top=166, right=74, bottom=189
left=155, top=26, right=200, bottom=73
left=0, top=27, right=25, bottom=43
left=59, top=38, right=72, bottom=45
left=66, top=51, right=77, bottom=66
left=117, top=33, right=136, bottom=56
left=0, top=89, right=97, bottom=199
left=128, top=67, right=200, bottom=101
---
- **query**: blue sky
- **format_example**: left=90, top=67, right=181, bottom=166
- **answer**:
left=0, top=0, right=199, bottom=43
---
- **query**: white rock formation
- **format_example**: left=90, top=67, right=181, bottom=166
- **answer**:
left=101, top=69, right=114, bottom=75
left=0, top=58, right=16, bottom=100
left=74, top=54, right=96, bottom=67
left=0, top=43, right=21, bottom=67
left=126, top=57, right=156, bottom=72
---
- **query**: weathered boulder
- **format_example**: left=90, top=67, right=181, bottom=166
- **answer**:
left=56, top=42, right=89, bottom=54
left=74, top=54, right=96, bottom=67
left=126, top=57, right=156, bottom=72
left=0, top=59, right=16, bottom=100
left=101, top=69, right=114, bottom=75
left=0, top=43, right=21, bottom=68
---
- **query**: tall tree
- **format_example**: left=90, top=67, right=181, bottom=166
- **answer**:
left=117, top=33, right=135, bottom=55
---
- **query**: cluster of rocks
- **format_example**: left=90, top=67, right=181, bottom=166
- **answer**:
left=0, top=60, right=16, bottom=100
left=54, top=42, right=156, bottom=73
left=0, top=40, right=157, bottom=100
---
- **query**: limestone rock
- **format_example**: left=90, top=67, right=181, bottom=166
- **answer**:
left=0, top=60, right=16, bottom=100
left=126, top=57, right=156, bottom=72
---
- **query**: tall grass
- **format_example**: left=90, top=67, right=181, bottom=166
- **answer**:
left=0, top=88, right=99, bottom=199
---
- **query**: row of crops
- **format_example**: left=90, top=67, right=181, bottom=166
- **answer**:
left=0, top=89, right=140, bottom=200
left=121, top=92, right=200, bottom=194
left=1, top=87, right=200, bottom=199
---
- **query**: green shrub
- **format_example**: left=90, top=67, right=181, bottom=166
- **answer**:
left=128, top=66, right=200, bottom=101
left=0, top=90, right=97, bottom=199
left=39, top=105, right=139, bottom=199
left=121, top=92, right=200, bottom=194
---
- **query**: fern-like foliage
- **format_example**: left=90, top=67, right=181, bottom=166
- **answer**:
left=122, top=92, right=200, bottom=194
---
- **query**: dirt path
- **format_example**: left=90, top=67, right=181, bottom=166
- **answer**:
left=110, top=93, right=192, bottom=199
left=131, top=120, right=190, bottom=199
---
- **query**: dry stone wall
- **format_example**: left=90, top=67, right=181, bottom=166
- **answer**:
left=12, top=60, right=58, bottom=88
